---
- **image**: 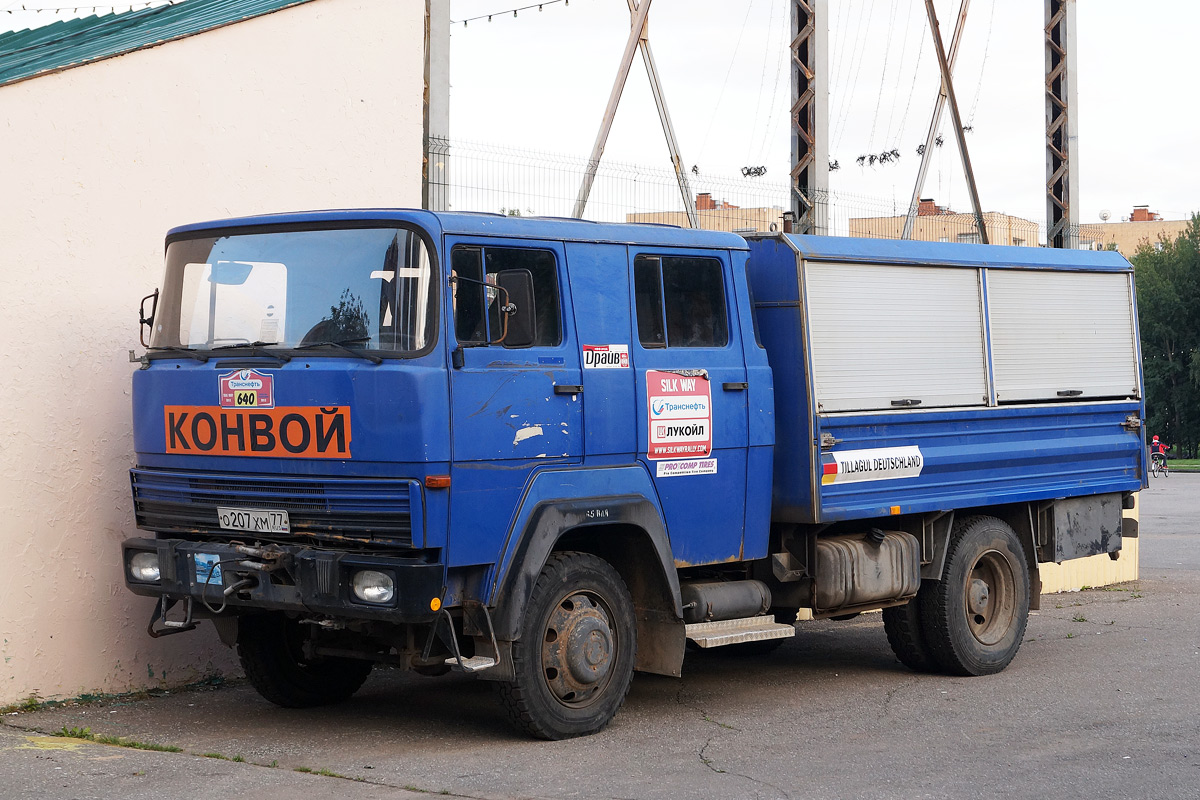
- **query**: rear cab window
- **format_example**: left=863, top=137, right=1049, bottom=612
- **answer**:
left=633, top=255, right=729, bottom=349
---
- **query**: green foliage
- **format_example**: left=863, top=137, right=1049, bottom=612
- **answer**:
left=1133, top=216, right=1200, bottom=458
left=54, top=725, right=182, bottom=752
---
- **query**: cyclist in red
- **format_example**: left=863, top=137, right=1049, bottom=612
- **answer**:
left=1151, top=435, right=1170, bottom=457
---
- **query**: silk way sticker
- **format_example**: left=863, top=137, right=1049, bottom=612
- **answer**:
left=821, top=445, right=924, bottom=485
left=583, top=344, right=629, bottom=369
left=656, top=458, right=717, bottom=478
left=647, top=369, right=712, bottom=460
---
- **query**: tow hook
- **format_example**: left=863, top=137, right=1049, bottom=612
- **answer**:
left=147, top=596, right=196, bottom=638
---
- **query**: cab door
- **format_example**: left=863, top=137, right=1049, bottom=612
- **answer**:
left=630, top=249, right=749, bottom=565
left=445, top=237, right=583, bottom=567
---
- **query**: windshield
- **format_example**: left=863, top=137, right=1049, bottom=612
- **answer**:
left=151, top=226, right=436, bottom=354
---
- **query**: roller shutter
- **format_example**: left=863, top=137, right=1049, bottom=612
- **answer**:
left=987, top=269, right=1138, bottom=402
left=804, top=262, right=988, bottom=412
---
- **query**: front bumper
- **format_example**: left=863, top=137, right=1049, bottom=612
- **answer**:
left=122, top=537, right=443, bottom=623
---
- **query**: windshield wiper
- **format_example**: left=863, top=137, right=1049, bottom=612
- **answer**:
left=147, top=346, right=209, bottom=363
left=292, top=337, right=383, bottom=365
left=209, top=341, right=292, bottom=362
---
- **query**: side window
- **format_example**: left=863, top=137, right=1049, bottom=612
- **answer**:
left=634, top=255, right=729, bottom=348
left=451, top=245, right=562, bottom=348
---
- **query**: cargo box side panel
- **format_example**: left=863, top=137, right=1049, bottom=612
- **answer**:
left=815, top=402, right=1143, bottom=522
left=745, top=237, right=816, bottom=523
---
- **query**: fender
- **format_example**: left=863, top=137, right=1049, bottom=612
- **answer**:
left=490, top=494, right=682, bottom=637
left=485, top=466, right=684, bottom=675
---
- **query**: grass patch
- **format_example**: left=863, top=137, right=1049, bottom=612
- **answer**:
left=201, top=752, right=243, bottom=762
left=1072, top=614, right=1087, bottom=622
left=294, top=766, right=363, bottom=781
left=54, top=726, right=182, bottom=753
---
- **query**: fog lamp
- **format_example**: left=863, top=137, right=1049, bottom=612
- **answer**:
left=129, top=551, right=161, bottom=583
left=351, top=570, right=395, bottom=604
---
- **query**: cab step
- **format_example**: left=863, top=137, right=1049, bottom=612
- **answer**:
left=444, top=655, right=497, bottom=673
left=684, top=615, right=796, bottom=648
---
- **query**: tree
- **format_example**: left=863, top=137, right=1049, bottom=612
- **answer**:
left=1132, top=216, right=1200, bottom=458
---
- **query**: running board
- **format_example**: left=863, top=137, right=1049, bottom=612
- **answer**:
left=685, top=615, right=796, bottom=648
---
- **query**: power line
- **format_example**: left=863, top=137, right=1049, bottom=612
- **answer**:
left=867, top=0, right=900, bottom=149
left=743, top=0, right=778, bottom=164
left=966, top=0, right=996, bottom=126
left=695, top=0, right=757, bottom=165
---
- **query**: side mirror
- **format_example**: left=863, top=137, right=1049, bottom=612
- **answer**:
left=495, top=269, right=537, bottom=348
left=139, top=288, right=159, bottom=348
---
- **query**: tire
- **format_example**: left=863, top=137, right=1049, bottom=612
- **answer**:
left=496, top=552, right=637, bottom=740
left=237, top=613, right=373, bottom=708
left=882, top=597, right=940, bottom=673
left=1151, top=461, right=1160, bottom=478
left=918, top=516, right=1031, bottom=677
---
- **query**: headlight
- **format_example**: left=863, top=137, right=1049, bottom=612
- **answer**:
left=351, top=570, right=395, bottom=604
left=129, top=551, right=161, bottom=583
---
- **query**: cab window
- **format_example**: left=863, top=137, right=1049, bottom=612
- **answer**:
left=452, top=245, right=561, bottom=347
left=634, top=255, right=729, bottom=348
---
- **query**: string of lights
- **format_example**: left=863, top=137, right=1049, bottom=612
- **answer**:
left=452, top=0, right=569, bottom=28
left=3, top=1, right=175, bottom=13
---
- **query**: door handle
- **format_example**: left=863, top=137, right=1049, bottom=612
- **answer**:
left=554, top=385, right=584, bottom=395
left=723, top=382, right=748, bottom=391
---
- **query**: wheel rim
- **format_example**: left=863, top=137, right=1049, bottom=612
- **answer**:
left=963, top=549, right=1018, bottom=646
left=540, top=590, right=618, bottom=708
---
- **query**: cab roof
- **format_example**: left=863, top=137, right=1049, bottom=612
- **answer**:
left=166, top=208, right=749, bottom=250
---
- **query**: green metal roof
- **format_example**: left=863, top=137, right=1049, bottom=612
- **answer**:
left=0, top=0, right=316, bottom=88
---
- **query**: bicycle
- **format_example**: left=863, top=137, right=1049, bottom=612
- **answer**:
left=1151, top=452, right=1169, bottom=478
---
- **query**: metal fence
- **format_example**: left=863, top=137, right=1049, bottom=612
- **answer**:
left=428, top=138, right=1090, bottom=247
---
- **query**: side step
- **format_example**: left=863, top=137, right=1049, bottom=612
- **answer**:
left=444, top=655, right=496, bottom=673
left=685, top=615, right=796, bottom=649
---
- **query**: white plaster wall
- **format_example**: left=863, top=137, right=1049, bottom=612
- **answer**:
left=0, top=0, right=426, bottom=703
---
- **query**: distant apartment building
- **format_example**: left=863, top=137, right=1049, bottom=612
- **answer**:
left=627, top=193, right=785, bottom=232
left=1078, top=206, right=1192, bottom=255
left=848, top=199, right=1039, bottom=246
left=851, top=200, right=1192, bottom=253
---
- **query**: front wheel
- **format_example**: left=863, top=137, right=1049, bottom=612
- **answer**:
left=496, top=552, right=637, bottom=740
left=237, top=613, right=373, bottom=708
left=918, top=516, right=1030, bottom=676
left=1151, top=460, right=1160, bottom=478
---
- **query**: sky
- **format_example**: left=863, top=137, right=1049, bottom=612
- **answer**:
left=4, top=0, right=1196, bottom=226
left=444, top=0, right=1198, bottom=225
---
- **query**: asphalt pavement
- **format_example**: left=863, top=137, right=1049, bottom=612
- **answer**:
left=4, top=476, right=1198, bottom=800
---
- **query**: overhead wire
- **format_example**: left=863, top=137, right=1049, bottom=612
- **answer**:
left=866, top=0, right=900, bottom=149
left=833, top=0, right=878, bottom=155
left=966, top=0, right=996, bottom=127
left=743, top=0, right=778, bottom=165
left=881, top=0, right=916, bottom=146
left=694, top=0, right=757, bottom=167
left=752, top=0, right=789, bottom=164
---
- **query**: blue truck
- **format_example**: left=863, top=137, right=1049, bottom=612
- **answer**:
left=123, top=210, right=1145, bottom=739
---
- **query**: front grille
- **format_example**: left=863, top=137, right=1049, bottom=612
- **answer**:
left=131, top=467, right=416, bottom=546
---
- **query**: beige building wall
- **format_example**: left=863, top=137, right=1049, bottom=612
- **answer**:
left=627, top=207, right=786, bottom=233
left=1078, top=219, right=1192, bottom=255
left=0, top=0, right=425, bottom=704
left=848, top=212, right=1041, bottom=246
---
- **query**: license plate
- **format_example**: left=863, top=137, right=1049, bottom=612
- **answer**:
left=217, top=507, right=290, bottom=534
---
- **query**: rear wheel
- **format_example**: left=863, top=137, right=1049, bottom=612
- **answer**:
left=237, top=613, right=372, bottom=708
left=882, top=596, right=939, bottom=672
left=496, top=552, right=637, bottom=740
left=918, top=516, right=1030, bottom=676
